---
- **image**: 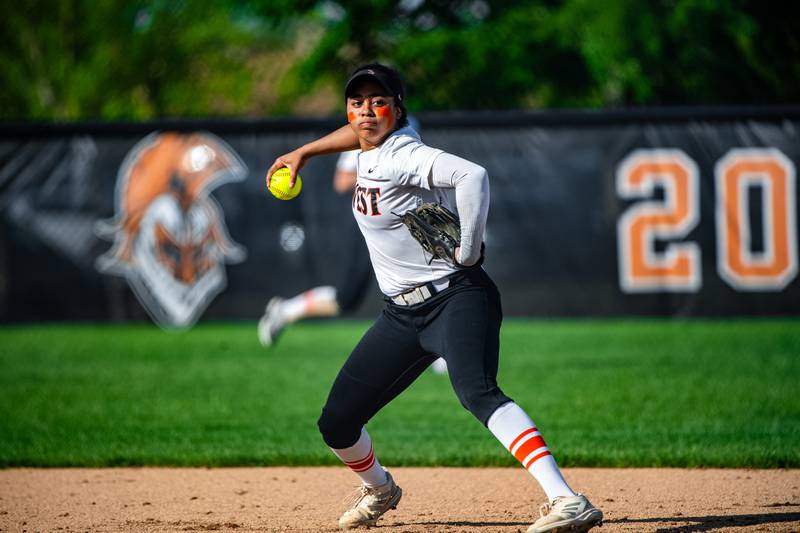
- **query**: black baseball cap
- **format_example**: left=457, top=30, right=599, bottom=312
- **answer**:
left=344, top=63, right=405, bottom=102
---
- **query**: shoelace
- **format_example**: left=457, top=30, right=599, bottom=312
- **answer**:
left=539, top=495, right=572, bottom=519
left=343, top=485, right=370, bottom=509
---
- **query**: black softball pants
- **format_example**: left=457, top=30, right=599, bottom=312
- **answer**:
left=318, top=266, right=512, bottom=449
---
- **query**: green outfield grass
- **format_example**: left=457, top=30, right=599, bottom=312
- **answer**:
left=0, top=319, right=798, bottom=468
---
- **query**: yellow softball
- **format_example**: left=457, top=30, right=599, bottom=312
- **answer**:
left=268, top=167, right=302, bottom=200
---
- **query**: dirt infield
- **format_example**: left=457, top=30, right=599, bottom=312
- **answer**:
left=1, top=467, right=799, bottom=532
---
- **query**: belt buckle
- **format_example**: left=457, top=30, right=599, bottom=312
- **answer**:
left=394, top=280, right=444, bottom=306
left=406, top=288, right=423, bottom=305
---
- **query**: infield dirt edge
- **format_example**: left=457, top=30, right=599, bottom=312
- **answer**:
left=2, top=466, right=800, bottom=532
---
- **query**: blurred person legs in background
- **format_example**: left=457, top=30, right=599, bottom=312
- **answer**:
left=258, top=146, right=447, bottom=374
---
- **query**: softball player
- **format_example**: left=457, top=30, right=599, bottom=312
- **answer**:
left=266, top=63, right=602, bottom=533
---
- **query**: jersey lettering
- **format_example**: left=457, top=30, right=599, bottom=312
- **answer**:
left=367, top=187, right=381, bottom=215
left=715, top=148, right=798, bottom=290
left=353, top=184, right=382, bottom=216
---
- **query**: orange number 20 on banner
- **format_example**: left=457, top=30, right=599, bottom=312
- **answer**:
left=617, top=148, right=797, bottom=293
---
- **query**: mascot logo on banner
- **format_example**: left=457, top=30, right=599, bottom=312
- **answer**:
left=95, top=132, right=247, bottom=328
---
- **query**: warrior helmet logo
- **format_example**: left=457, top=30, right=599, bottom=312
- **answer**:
left=95, top=132, right=247, bottom=328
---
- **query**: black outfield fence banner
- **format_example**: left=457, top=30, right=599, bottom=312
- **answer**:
left=1, top=106, right=799, bottom=324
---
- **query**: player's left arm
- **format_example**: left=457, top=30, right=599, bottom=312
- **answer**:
left=429, top=153, right=489, bottom=266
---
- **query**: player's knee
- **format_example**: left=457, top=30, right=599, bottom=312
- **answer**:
left=317, top=406, right=362, bottom=449
left=458, top=386, right=511, bottom=427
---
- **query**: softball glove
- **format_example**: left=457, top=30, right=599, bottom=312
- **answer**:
left=399, top=202, right=461, bottom=265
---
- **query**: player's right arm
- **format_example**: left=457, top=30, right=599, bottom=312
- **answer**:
left=266, top=125, right=360, bottom=188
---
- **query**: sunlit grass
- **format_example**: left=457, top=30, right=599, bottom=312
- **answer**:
left=1, top=319, right=797, bottom=467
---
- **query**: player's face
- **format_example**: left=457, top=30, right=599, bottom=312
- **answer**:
left=346, top=79, right=401, bottom=150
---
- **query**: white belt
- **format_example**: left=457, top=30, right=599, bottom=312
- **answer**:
left=391, top=279, right=451, bottom=306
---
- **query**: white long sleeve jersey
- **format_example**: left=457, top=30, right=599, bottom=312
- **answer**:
left=352, top=126, right=489, bottom=297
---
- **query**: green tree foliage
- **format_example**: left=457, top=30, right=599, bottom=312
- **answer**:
left=547, top=0, right=800, bottom=106
left=284, top=0, right=800, bottom=110
left=0, top=0, right=262, bottom=119
left=1, top=0, right=798, bottom=120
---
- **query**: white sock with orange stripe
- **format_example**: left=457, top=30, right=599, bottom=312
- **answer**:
left=330, top=427, right=388, bottom=487
left=487, top=402, right=575, bottom=501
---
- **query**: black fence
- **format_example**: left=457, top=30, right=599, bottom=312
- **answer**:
left=1, top=106, right=799, bottom=325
